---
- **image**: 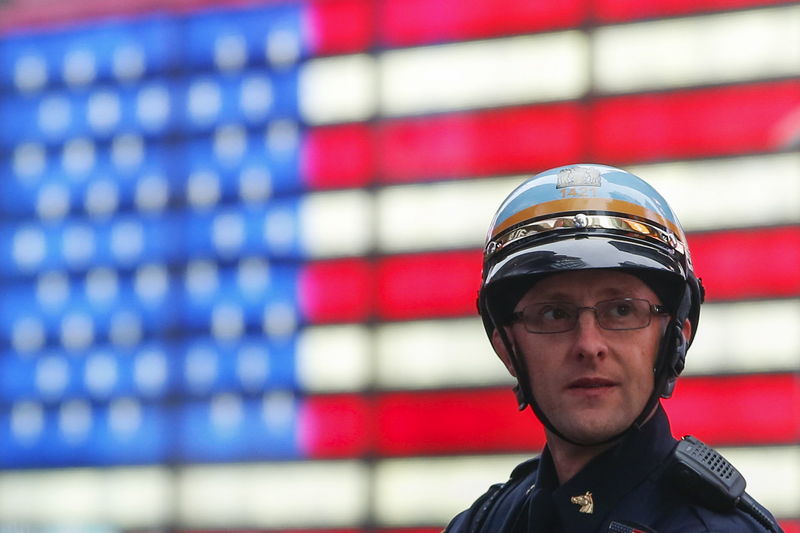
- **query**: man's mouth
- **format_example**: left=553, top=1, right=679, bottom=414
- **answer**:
left=567, top=377, right=617, bottom=390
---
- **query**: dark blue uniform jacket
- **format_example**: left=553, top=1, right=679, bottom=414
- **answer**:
left=445, top=407, right=780, bottom=533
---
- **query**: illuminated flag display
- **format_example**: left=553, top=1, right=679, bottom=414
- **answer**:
left=0, top=0, right=798, bottom=532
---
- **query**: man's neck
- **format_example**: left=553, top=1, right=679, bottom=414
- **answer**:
left=544, top=405, right=662, bottom=484
left=545, top=432, right=618, bottom=485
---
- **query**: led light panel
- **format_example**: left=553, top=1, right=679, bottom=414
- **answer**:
left=592, top=81, right=800, bottom=161
left=380, top=0, right=585, bottom=46
left=4, top=449, right=793, bottom=527
left=372, top=300, right=800, bottom=391
left=0, top=344, right=174, bottom=403
left=376, top=251, right=482, bottom=320
left=0, top=467, right=172, bottom=526
left=296, top=324, right=372, bottom=392
left=0, top=1, right=798, bottom=531
left=299, top=258, right=374, bottom=323
left=373, top=447, right=799, bottom=526
left=595, top=6, right=800, bottom=93
left=299, top=394, right=372, bottom=458
left=378, top=103, right=584, bottom=181
left=373, top=454, right=529, bottom=526
left=593, top=0, right=800, bottom=23
left=687, top=299, right=800, bottom=375
left=299, top=54, right=376, bottom=125
left=376, top=176, right=523, bottom=252
left=375, top=318, right=512, bottom=389
left=299, top=189, right=373, bottom=257
left=0, top=17, right=178, bottom=89
left=380, top=32, right=588, bottom=116
left=176, top=461, right=369, bottom=527
left=630, top=153, right=800, bottom=230
left=374, top=153, right=799, bottom=255
left=723, top=446, right=800, bottom=517
left=183, top=6, right=306, bottom=71
left=304, top=0, right=375, bottom=55
left=689, top=227, right=800, bottom=301
left=318, top=149, right=800, bottom=252
left=181, top=70, right=300, bottom=131
left=375, top=376, right=798, bottom=454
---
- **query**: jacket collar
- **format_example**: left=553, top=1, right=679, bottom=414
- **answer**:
left=531, top=405, right=676, bottom=532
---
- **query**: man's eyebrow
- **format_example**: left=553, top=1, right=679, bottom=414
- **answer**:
left=533, top=291, right=573, bottom=301
left=533, top=287, right=636, bottom=301
left=597, top=287, right=636, bottom=298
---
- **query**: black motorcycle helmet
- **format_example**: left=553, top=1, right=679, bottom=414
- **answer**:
left=477, top=164, right=704, bottom=446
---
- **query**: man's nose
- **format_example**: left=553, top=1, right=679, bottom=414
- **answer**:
left=574, top=306, right=604, bottom=328
left=572, top=308, right=607, bottom=357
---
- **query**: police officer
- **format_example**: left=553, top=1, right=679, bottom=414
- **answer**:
left=446, top=164, right=783, bottom=533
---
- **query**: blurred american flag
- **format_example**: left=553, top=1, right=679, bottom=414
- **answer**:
left=0, top=0, right=798, bottom=531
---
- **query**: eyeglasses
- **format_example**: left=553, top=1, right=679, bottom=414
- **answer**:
left=511, top=298, right=669, bottom=334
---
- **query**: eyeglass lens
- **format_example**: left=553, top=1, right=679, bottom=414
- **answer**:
left=520, top=298, right=656, bottom=333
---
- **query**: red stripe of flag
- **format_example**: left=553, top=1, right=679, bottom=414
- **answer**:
left=300, top=258, right=374, bottom=323
left=307, top=0, right=375, bottom=55
left=301, top=373, right=798, bottom=457
left=689, top=226, right=800, bottom=301
left=377, top=104, right=584, bottom=183
left=373, top=228, right=799, bottom=319
left=299, top=394, right=372, bottom=458
left=376, top=250, right=483, bottom=321
left=308, top=0, right=800, bottom=49
left=595, top=0, right=800, bottom=23
left=380, top=0, right=585, bottom=46
left=306, top=82, right=800, bottom=186
left=303, top=123, right=375, bottom=189
left=591, top=81, right=800, bottom=163
left=300, top=227, right=800, bottom=323
left=5, top=0, right=796, bottom=45
left=777, top=520, right=800, bottom=533
left=667, top=374, right=800, bottom=446
left=376, top=389, right=546, bottom=456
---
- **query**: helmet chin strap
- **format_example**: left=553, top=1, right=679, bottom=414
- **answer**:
left=496, top=315, right=683, bottom=448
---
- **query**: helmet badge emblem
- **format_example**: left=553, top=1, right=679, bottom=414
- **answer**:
left=556, top=167, right=602, bottom=188
left=571, top=491, right=594, bottom=514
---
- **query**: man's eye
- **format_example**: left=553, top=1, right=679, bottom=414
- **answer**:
left=611, top=303, right=632, bottom=316
left=542, top=306, right=572, bottom=321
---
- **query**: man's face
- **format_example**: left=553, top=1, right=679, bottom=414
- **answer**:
left=493, top=270, right=668, bottom=445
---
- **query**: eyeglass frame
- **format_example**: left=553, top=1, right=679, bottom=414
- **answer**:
left=510, top=297, right=670, bottom=334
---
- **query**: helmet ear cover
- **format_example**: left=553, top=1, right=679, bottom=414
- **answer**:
left=659, top=273, right=705, bottom=397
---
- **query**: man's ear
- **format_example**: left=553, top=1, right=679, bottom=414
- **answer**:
left=682, top=317, right=692, bottom=345
left=491, top=327, right=517, bottom=378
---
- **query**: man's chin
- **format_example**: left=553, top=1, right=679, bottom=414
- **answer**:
left=548, top=415, right=631, bottom=447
